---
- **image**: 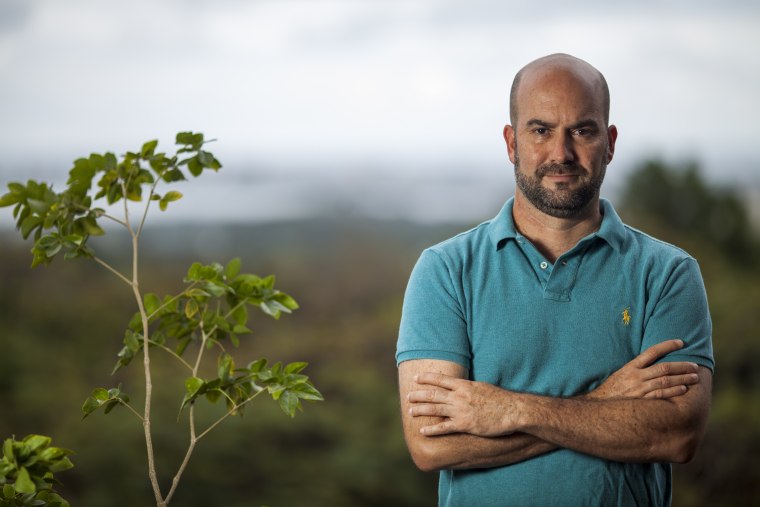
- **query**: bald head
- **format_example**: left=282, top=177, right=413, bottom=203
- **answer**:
left=509, top=54, right=610, bottom=125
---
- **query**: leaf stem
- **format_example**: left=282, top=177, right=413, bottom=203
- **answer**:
left=92, top=255, right=132, bottom=287
left=145, top=282, right=199, bottom=321
left=147, top=340, right=193, bottom=371
left=137, top=177, right=162, bottom=239
left=118, top=399, right=145, bottom=422
left=196, top=388, right=265, bottom=442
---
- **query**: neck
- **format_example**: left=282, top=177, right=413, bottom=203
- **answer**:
left=512, top=193, right=602, bottom=263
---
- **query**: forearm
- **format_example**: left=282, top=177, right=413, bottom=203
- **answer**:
left=517, top=396, right=686, bottom=462
left=515, top=368, right=711, bottom=463
left=399, top=359, right=556, bottom=471
left=408, top=430, right=556, bottom=472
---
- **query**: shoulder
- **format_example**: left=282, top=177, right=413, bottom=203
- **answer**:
left=423, top=220, right=494, bottom=266
left=620, top=223, right=696, bottom=266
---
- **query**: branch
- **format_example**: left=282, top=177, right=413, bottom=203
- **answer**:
left=164, top=404, right=197, bottom=505
left=118, top=399, right=145, bottom=422
left=125, top=192, right=164, bottom=506
left=193, top=327, right=209, bottom=374
left=196, top=388, right=265, bottom=442
left=68, top=201, right=128, bottom=228
left=145, top=282, right=199, bottom=321
left=92, top=255, right=133, bottom=287
left=136, top=177, right=162, bottom=239
left=121, top=181, right=135, bottom=237
left=147, top=340, right=193, bottom=371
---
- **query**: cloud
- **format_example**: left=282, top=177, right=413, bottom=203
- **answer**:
left=0, top=0, right=758, bottom=187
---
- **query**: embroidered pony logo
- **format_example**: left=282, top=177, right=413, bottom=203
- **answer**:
left=621, top=307, right=632, bottom=326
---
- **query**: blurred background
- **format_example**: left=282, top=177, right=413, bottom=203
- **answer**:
left=1, top=1, right=759, bottom=505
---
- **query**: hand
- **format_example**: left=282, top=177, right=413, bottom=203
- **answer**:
left=586, top=339, right=700, bottom=400
left=408, top=373, right=518, bottom=437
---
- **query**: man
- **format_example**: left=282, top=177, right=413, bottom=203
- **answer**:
left=396, top=54, right=714, bottom=506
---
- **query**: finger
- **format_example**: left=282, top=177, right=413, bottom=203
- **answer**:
left=414, top=372, right=461, bottom=390
left=420, top=420, right=458, bottom=436
left=642, top=361, right=699, bottom=381
left=644, top=385, right=689, bottom=399
left=644, top=372, right=699, bottom=392
left=408, top=389, right=449, bottom=404
left=409, top=403, right=453, bottom=418
left=631, top=339, right=684, bottom=368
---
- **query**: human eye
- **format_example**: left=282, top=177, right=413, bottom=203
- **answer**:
left=571, top=124, right=599, bottom=138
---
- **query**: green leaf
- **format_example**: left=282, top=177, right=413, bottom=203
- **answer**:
left=23, top=435, right=50, bottom=453
left=3, top=484, right=15, bottom=499
left=163, top=190, right=183, bottom=203
left=92, top=388, right=109, bottom=401
left=217, top=353, right=234, bottom=381
left=3, top=438, right=13, bottom=462
left=47, top=456, right=74, bottom=474
left=82, top=397, right=100, bottom=419
left=162, top=168, right=186, bottom=182
left=185, top=377, right=204, bottom=398
left=187, top=157, right=203, bottom=177
left=278, top=390, right=299, bottom=418
left=184, top=299, right=199, bottom=319
left=20, top=215, right=41, bottom=239
left=176, top=132, right=204, bottom=149
left=204, top=282, right=227, bottom=297
left=26, top=198, right=49, bottom=215
left=158, top=190, right=183, bottom=212
left=0, top=192, right=19, bottom=207
left=143, top=293, right=160, bottom=316
left=181, top=376, right=205, bottom=410
left=232, top=324, right=251, bottom=335
left=79, top=216, right=105, bottom=236
left=260, top=300, right=289, bottom=319
left=186, top=262, right=202, bottom=281
left=124, top=330, right=141, bottom=352
left=198, top=150, right=221, bottom=170
left=284, top=362, right=308, bottom=374
left=273, top=292, right=299, bottom=311
left=231, top=303, right=248, bottom=326
left=14, top=467, right=35, bottom=494
left=141, top=140, right=158, bottom=158
left=225, top=258, right=241, bottom=279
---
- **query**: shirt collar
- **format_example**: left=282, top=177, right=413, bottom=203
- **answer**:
left=488, top=197, right=626, bottom=253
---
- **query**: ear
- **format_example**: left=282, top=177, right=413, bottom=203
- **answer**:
left=504, top=124, right=517, bottom=165
left=606, top=125, right=618, bottom=164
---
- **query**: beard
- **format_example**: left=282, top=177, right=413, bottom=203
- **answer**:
left=514, top=153, right=606, bottom=219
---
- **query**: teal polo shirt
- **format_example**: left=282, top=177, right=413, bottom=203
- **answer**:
left=396, top=198, right=714, bottom=507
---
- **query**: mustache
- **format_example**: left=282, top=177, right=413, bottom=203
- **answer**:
left=535, top=163, right=585, bottom=178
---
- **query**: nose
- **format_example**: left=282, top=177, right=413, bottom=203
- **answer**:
left=550, top=131, right=575, bottom=164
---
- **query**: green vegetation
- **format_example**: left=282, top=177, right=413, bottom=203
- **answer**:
left=0, top=435, right=73, bottom=507
left=0, top=133, right=321, bottom=506
left=0, top=156, right=757, bottom=506
left=618, top=159, right=760, bottom=506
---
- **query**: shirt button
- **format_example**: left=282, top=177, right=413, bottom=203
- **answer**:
left=540, top=261, right=548, bottom=270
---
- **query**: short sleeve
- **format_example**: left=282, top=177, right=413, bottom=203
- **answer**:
left=395, top=249, right=471, bottom=369
left=642, top=257, right=715, bottom=372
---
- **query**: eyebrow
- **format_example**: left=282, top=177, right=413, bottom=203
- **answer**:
left=524, top=118, right=601, bottom=130
left=525, top=118, right=554, bottom=128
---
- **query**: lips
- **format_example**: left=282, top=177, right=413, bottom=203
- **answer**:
left=536, top=163, right=584, bottom=178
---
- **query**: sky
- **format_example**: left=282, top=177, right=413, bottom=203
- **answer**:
left=1, top=0, right=759, bottom=223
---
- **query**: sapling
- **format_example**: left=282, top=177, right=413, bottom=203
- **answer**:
left=0, top=132, right=322, bottom=506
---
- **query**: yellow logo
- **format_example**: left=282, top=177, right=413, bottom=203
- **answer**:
left=622, top=307, right=631, bottom=326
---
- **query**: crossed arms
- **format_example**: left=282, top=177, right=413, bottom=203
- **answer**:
left=398, top=339, right=712, bottom=472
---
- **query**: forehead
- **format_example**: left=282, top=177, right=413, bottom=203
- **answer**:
left=515, top=66, right=605, bottom=124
